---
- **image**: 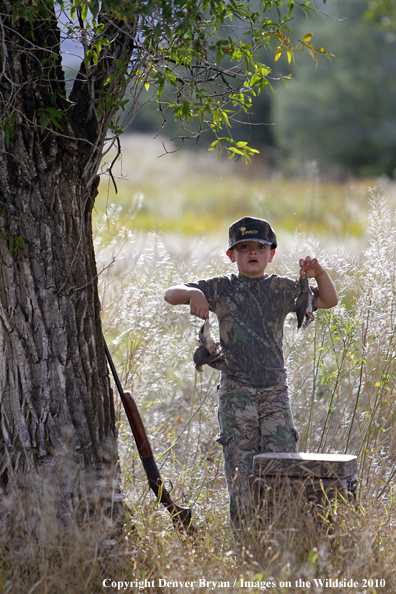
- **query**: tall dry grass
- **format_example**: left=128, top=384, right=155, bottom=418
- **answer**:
left=2, top=190, right=396, bottom=593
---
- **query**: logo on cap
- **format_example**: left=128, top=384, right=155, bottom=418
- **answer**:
left=239, top=226, right=258, bottom=236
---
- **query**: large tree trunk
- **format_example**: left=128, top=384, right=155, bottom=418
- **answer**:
left=0, top=157, right=116, bottom=506
left=0, top=2, right=134, bottom=510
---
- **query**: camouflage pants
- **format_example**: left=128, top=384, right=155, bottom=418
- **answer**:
left=216, top=377, right=298, bottom=528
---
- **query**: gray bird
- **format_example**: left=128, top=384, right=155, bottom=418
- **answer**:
left=293, top=275, right=319, bottom=329
left=193, top=320, right=229, bottom=372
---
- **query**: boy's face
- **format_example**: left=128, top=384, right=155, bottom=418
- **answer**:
left=226, top=242, right=275, bottom=278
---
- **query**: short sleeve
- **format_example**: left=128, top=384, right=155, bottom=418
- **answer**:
left=185, top=278, right=218, bottom=312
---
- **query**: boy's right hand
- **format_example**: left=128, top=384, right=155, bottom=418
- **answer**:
left=189, top=289, right=210, bottom=320
left=164, top=285, right=209, bottom=319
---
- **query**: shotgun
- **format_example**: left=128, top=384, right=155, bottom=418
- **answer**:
left=103, top=338, right=194, bottom=534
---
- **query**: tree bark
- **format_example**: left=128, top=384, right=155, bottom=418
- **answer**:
left=0, top=2, right=135, bottom=509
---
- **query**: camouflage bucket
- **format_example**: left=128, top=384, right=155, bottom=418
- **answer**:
left=249, top=452, right=358, bottom=508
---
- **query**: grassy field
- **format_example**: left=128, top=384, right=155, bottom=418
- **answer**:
left=95, top=142, right=396, bottom=593
left=95, top=135, right=396, bottom=245
left=3, top=138, right=396, bottom=593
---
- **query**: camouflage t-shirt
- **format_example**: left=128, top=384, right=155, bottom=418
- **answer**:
left=186, top=273, right=300, bottom=388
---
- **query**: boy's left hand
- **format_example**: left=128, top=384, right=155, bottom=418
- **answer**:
left=299, top=256, right=324, bottom=279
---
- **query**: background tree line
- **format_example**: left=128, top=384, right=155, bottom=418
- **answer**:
left=127, top=0, right=396, bottom=177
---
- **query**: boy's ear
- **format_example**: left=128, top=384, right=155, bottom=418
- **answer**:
left=226, top=249, right=236, bottom=263
left=269, top=249, right=276, bottom=262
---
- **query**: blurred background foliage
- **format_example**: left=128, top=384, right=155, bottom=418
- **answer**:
left=271, top=0, right=396, bottom=177
left=123, top=0, right=396, bottom=179
left=86, top=0, right=396, bottom=248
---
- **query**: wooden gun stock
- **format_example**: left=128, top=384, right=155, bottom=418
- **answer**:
left=104, top=338, right=193, bottom=534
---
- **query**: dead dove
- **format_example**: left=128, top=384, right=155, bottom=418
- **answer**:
left=193, top=320, right=229, bottom=372
left=293, top=274, right=319, bottom=329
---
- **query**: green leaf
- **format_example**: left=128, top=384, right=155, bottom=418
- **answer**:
left=91, top=0, right=100, bottom=18
left=163, top=3, right=172, bottom=19
left=164, top=24, right=173, bottom=40
left=40, top=112, right=49, bottom=134
left=167, top=72, right=178, bottom=87
left=217, top=137, right=234, bottom=144
left=37, top=3, right=50, bottom=19
left=154, top=22, right=161, bottom=40
left=81, top=3, right=88, bottom=21
left=50, top=118, right=64, bottom=132
left=101, top=0, right=111, bottom=12
left=105, top=71, right=120, bottom=85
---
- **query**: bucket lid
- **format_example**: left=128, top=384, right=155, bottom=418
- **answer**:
left=252, top=452, right=358, bottom=480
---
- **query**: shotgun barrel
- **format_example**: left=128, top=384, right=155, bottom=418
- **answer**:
left=103, top=338, right=194, bottom=534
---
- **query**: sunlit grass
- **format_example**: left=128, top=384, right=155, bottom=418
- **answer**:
left=95, top=135, right=394, bottom=242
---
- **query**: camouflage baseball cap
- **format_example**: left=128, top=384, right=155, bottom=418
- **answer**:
left=228, top=216, right=277, bottom=249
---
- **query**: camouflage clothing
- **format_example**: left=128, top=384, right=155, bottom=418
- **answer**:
left=186, top=273, right=300, bottom=387
left=186, top=272, right=300, bottom=526
left=217, top=377, right=298, bottom=527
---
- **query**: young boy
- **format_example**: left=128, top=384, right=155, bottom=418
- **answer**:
left=164, top=216, right=338, bottom=528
